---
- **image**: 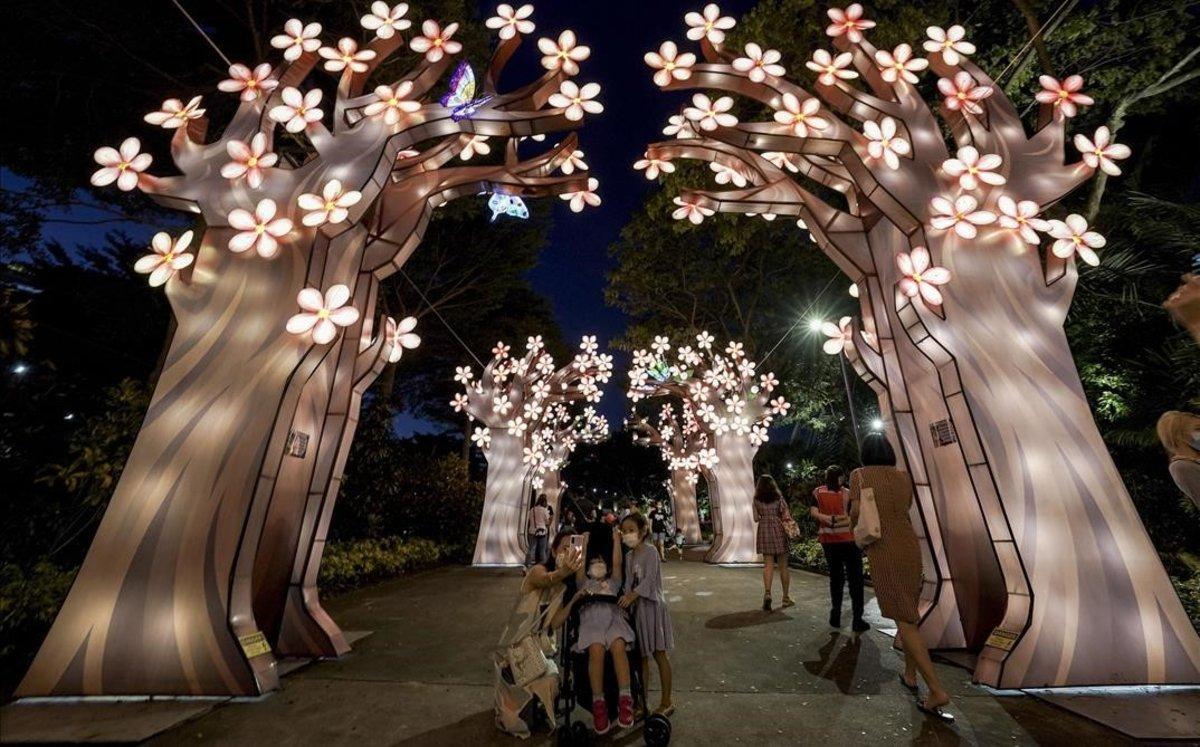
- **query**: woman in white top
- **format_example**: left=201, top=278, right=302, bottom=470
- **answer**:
left=525, top=494, right=552, bottom=568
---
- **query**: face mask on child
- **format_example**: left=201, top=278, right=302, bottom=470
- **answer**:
left=587, top=560, right=607, bottom=580
left=621, top=532, right=640, bottom=548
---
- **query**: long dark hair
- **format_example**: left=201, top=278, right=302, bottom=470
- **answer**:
left=860, top=433, right=897, bottom=467
left=753, top=475, right=783, bottom=504
left=543, top=529, right=575, bottom=572
left=824, top=466, right=844, bottom=491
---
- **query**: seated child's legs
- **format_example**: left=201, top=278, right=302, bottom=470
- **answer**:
left=586, top=642, right=606, bottom=695
left=610, top=638, right=631, bottom=687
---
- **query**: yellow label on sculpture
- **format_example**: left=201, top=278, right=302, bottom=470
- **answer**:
left=985, top=628, right=1021, bottom=651
left=238, top=631, right=272, bottom=658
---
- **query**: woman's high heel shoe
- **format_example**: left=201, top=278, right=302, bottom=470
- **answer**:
left=762, top=594, right=772, bottom=611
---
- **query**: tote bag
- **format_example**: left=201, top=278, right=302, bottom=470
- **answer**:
left=853, top=487, right=882, bottom=548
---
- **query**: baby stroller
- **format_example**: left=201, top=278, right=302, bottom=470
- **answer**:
left=553, top=593, right=671, bottom=746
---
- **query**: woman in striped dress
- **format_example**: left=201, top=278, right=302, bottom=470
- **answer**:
left=753, top=475, right=794, bottom=611
left=850, top=433, right=952, bottom=721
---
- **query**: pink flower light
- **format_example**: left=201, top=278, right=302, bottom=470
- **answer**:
left=319, top=37, right=377, bottom=74
left=684, top=93, right=737, bottom=131
left=298, top=180, right=363, bottom=227
left=634, top=153, right=675, bottom=179
left=561, top=177, right=601, bottom=212
left=938, top=72, right=992, bottom=115
left=773, top=93, right=828, bottom=137
left=941, top=146, right=1006, bottom=190
left=538, top=29, right=590, bottom=75
left=645, top=41, right=696, bottom=87
left=227, top=199, right=293, bottom=257
left=825, top=4, right=875, bottom=43
left=286, top=285, right=360, bottom=345
left=1047, top=214, right=1105, bottom=266
left=806, top=49, right=858, bottom=86
left=458, top=135, right=490, bottom=160
left=409, top=20, right=462, bottom=63
left=929, top=194, right=996, bottom=239
left=1074, top=126, right=1131, bottom=176
left=548, top=80, right=603, bottom=121
left=361, top=2, right=412, bottom=40
left=270, top=19, right=322, bottom=62
left=269, top=87, right=324, bottom=133
left=923, top=25, right=975, bottom=66
left=732, top=43, right=785, bottom=83
left=385, top=316, right=421, bottom=362
left=863, top=117, right=909, bottom=170
left=1035, top=75, right=1093, bottom=119
left=486, top=4, right=534, bottom=40
left=221, top=133, right=278, bottom=188
left=135, top=230, right=194, bottom=287
left=874, top=44, right=927, bottom=84
left=897, top=247, right=951, bottom=306
left=364, top=81, right=422, bottom=125
left=144, top=96, right=205, bottom=129
left=820, top=317, right=854, bottom=355
left=684, top=4, right=736, bottom=45
left=560, top=149, right=588, bottom=174
left=672, top=196, right=714, bottom=225
left=996, top=196, right=1049, bottom=245
left=91, top=137, right=151, bottom=191
left=218, top=63, right=278, bottom=102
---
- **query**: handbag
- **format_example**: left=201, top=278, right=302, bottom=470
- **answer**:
left=853, top=487, right=882, bottom=548
left=505, top=633, right=550, bottom=687
left=781, top=506, right=801, bottom=540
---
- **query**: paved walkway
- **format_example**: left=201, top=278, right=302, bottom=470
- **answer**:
left=151, top=561, right=1129, bottom=746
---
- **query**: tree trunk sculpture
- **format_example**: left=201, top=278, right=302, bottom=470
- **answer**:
left=628, top=405, right=710, bottom=544
left=456, top=336, right=613, bottom=565
left=627, top=335, right=789, bottom=563
left=639, top=3, right=1200, bottom=687
left=21, top=8, right=603, bottom=697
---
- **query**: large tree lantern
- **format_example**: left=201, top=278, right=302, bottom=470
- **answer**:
left=529, top=404, right=610, bottom=517
left=641, top=3, right=1200, bottom=686
left=628, top=402, right=715, bottom=544
left=21, top=4, right=604, bottom=698
left=455, top=335, right=613, bottom=565
left=628, top=333, right=788, bottom=563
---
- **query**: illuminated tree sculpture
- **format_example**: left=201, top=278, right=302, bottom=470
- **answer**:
left=628, top=333, right=788, bottom=563
left=639, top=3, right=1200, bottom=687
left=20, top=6, right=604, bottom=698
left=454, top=335, right=613, bottom=565
left=528, top=404, right=610, bottom=516
left=628, top=402, right=716, bottom=544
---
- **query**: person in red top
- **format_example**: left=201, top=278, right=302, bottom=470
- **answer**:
left=810, top=466, right=869, bottom=632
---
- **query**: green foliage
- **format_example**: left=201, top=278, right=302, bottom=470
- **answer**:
left=0, top=562, right=76, bottom=695
left=1172, top=571, right=1200, bottom=630
left=318, top=537, right=445, bottom=596
left=789, top=538, right=829, bottom=573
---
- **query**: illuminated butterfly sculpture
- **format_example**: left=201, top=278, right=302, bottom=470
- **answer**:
left=648, top=360, right=674, bottom=383
left=488, top=193, right=529, bottom=221
left=441, top=61, right=494, bottom=121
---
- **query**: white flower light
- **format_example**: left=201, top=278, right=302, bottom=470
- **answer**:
left=874, top=44, right=927, bottom=84
left=732, top=43, right=785, bottom=82
left=684, top=4, right=735, bottom=45
left=486, top=4, right=535, bottom=40
left=221, top=133, right=278, bottom=189
left=684, top=93, right=737, bottom=131
left=825, top=4, right=875, bottom=43
left=941, top=146, right=1006, bottom=190
left=634, top=154, right=675, bottom=179
left=227, top=199, right=293, bottom=257
left=91, top=137, right=151, bottom=191
left=561, top=177, right=601, bottom=212
left=997, top=196, right=1049, bottom=245
left=319, top=38, right=377, bottom=74
left=409, top=20, right=462, bottom=63
left=538, top=29, right=590, bottom=75
left=218, top=63, right=278, bottom=101
left=269, top=87, right=324, bottom=133
left=271, top=19, right=322, bottom=61
left=385, top=316, right=420, bottom=363
left=929, top=194, right=996, bottom=239
left=135, top=231, right=194, bottom=287
left=645, top=41, right=695, bottom=87
left=863, top=117, right=909, bottom=170
left=361, top=2, right=412, bottom=39
left=144, top=96, right=205, bottom=129
left=286, top=285, right=360, bottom=344
left=923, top=25, right=975, bottom=65
left=773, top=93, right=828, bottom=137
left=364, top=82, right=422, bottom=125
left=1047, top=214, right=1105, bottom=266
left=548, top=80, right=603, bottom=121
left=672, top=196, right=714, bottom=224
left=1073, top=126, right=1130, bottom=176
left=896, top=247, right=951, bottom=306
left=806, top=49, right=858, bottom=86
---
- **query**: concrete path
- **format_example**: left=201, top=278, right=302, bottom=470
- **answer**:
left=151, top=561, right=1130, bottom=746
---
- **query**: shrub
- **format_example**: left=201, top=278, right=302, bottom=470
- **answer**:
left=318, top=537, right=445, bottom=595
left=789, top=538, right=828, bottom=573
left=0, top=562, right=77, bottom=697
left=1173, top=571, right=1200, bottom=630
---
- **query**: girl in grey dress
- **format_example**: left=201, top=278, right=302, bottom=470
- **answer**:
left=574, top=526, right=636, bottom=734
left=619, top=513, right=675, bottom=716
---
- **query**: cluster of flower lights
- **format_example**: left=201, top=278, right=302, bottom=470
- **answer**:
left=635, top=3, right=1129, bottom=310
left=452, top=335, right=613, bottom=484
left=630, top=402, right=718, bottom=487
left=627, top=332, right=789, bottom=452
left=87, top=3, right=603, bottom=349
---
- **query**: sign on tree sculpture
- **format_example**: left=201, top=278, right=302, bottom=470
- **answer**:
left=628, top=403, right=716, bottom=544
left=628, top=334, right=789, bottom=563
left=454, top=335, right=613, bottom=565
left=528, top=404, right=610, bottom=517
left=639, top=3, right=1200, bottom=686
left=20, top=5, right=603, bottom=698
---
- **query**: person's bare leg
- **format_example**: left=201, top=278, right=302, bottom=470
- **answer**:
left=588, top=643, right=606, bottom=698
left=611, top=639, right=631, bottom=688
left=763, top=555, right=774, bottom=598
left=902, top=649, right=918, bottom=689
left=896, top=622, right=950, bottom=708
left=653, top=651, right=673, bottom=712
left=779, top=554, right=791, bottom=600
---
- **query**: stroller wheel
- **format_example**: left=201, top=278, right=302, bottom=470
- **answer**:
left=643, top=714, right=671, bottom=746
left=568, top=720, right=591, bottom=745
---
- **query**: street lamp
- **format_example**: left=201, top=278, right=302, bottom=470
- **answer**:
left=870, top=418, right=884, bottom=432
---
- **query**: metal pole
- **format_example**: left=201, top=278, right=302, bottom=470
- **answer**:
left=839, top=353, right=863, bottom=454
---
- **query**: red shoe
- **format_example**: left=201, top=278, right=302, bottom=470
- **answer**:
left=617, top=695, right=635, bottom=727
left=592, top=699, right=610, bottom=735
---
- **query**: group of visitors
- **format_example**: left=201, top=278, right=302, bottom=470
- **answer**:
left=496, top=431, right=957, bottom=738
left=753, top=433, right=951, bottom=719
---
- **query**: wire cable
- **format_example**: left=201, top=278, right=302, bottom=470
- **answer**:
left=760, top=272, right=839, bottom=364
left=398, top=267, right=487, bottom=369
left=168, top=0, right=233, bottom=67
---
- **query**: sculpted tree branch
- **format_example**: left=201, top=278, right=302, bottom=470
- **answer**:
left=629, top=403, right=715, bottom=544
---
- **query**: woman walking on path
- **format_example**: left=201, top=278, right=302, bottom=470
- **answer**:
left=753, top=475, right=794, bottom=611
left=850, top=433, right=952, bottom=721
left=810, top=466, right=868, bottom=632
left=619, top=513, right=675, bottom=716
left=494, top=531, right=583, bottom=737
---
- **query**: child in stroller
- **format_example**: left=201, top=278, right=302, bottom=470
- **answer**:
left=553, top=523, right=671, bottom=745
